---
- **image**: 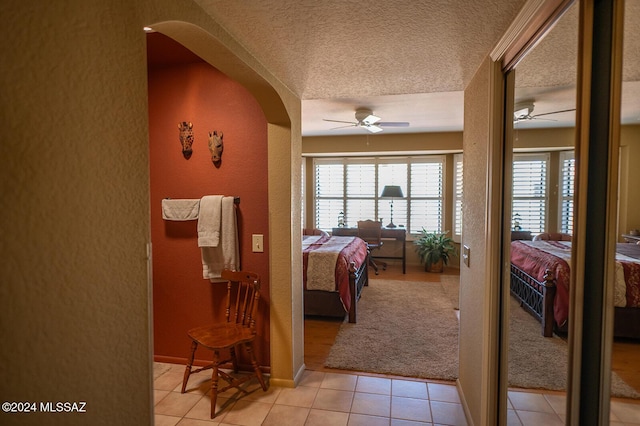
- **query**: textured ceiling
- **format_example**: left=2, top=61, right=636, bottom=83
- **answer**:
left=183, top=0, right=639, bottom=135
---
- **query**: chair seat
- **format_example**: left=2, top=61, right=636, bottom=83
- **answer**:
left=181, top=269, right=267, bottom=419
left=188, top=323, right=255, bottom=350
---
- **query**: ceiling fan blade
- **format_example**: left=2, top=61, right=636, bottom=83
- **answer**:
left=531, top=108, right=576, bottom=119
left=323, top=119, right=358, bottom=125
left=365, top=124, right=383, bottom=133
left=362, top=114, right=381, bottom=126
left=530, top=117, right=558, bottom=122
left=378, top=121, right=410, bottom=127
left=329, top=124, right=358, bottom=130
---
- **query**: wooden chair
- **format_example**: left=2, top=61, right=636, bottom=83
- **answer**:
left=181, top=269, right=267, bottom=418
left=357, top=220, right=387, bottom=274
left=303, top=228, right=329, bottom=237
left=532, top=232, right=572, bottom=241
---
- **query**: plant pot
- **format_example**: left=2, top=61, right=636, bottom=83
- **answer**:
left=426, top=259, right=444, bottom=273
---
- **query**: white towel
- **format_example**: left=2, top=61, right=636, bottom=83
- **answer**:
left=200, top=196, right=239, bottom=280
left=198, top=195, right=223, bottom=247
left=161, top=199, right=200, bottom=221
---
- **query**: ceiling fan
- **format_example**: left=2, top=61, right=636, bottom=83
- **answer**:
left=513, top=100, right=576, bottom=123
left=323, top=108, right=410, bottom=133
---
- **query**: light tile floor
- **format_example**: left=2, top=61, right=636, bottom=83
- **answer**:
left=154, top=362, right=640, bottom=426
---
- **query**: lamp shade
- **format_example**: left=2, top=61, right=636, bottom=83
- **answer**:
left=380, top=185, right=404, bottom=198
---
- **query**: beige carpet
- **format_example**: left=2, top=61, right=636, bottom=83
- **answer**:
left=325, top=278, right=460, bottom=381
left=508, top=297, right=640, bottom=398
left=325, top=277, right=640, bottom=398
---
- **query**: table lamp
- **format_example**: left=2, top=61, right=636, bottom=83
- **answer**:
left=380, top=185, right=404, bottom=228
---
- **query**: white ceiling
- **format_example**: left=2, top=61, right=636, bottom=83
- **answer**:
left=190, top=0, right=640, bottom=136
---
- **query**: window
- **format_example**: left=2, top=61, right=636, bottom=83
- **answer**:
left=558, top=151, right=575, bottom=234
left=512, top=153, right=549, bottom=234
left=409, top=159, right=443, bottom=233
left=314, top=161, right=345, bottom=231
left=313, top=156, right=445, bottom=234
left=452, top=153, right=463, bottom=242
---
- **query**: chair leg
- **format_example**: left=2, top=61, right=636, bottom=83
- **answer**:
left=230, top=346, right=239, bottom=373
left=181, top=340, right=198, bottom=393
left=245, top=343, right=267, bottom=391
left=369, top=257, right=379, bottom=275
left=210, top=350, right=220, bottom=419
left=378, top=259, right=387, bottom=271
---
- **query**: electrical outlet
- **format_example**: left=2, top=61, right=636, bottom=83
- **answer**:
left=252, top=234, right=264, bottom=252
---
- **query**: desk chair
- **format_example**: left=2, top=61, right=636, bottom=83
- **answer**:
left=303, top=228, right=329, bottom=237
left=357, top=220, right=387, bottom=274
left=532, top=232, right=572, bottom=241
left=181, top=269, right=267, bottom=418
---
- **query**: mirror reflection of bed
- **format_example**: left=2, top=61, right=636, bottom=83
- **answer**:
left=510, top=238, right=640, bottom=338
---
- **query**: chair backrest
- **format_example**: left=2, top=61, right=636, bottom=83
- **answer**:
left=357, top=220, right=382, bottom=247
left=532, top=232, right=572, bottom=242
left=303, top=228, right=329, bottom=237
left=220, top=269, right=261, bottom=331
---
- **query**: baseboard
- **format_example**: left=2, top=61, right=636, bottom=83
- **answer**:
left=153, top=354, right=271, bottom=375
left=268, top=363, right=306, bottom=388
left=154, top=354, right=187, bottom=365
left=456, top=378, right=474, bottom=426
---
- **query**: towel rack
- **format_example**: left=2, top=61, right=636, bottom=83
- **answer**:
left=164, top=196, right=240, bottom=204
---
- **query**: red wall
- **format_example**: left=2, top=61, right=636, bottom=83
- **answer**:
left=148, top=54, right=270, bottom=367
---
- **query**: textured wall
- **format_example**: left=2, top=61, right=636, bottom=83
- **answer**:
left=0, top=0, right=300, bottom=424
left=619, top=125, right=640, bottom=238
left=0, top=1, right=152, bottom=424
left=458, top=56, right=493, bottom=426
left=302, top=132, right=463, bottom=155
left=148, top=58, right=270, bottom=365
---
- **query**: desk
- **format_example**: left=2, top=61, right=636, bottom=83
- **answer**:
left=511, top=230, right=532, bottom=241
left=332, top=227, right=407, bottom=274
left=622, top=234, right=640, bottom=244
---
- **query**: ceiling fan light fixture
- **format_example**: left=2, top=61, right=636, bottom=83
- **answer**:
left=355, top=108, right=375, bottom=121
left=514, top=101, right=535, bottom=121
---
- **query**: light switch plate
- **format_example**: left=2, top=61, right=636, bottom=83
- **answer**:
left=252, top=234, right=264, bottom=252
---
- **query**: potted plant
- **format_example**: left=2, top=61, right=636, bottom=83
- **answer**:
left=414, top=229, right=458, bottom=272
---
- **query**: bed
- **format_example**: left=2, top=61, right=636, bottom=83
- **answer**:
left=303, top=234, right=369, bottom=323
left=510, top=239, right=640, bottom=338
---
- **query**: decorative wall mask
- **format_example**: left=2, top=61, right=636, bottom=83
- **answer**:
left=177, top=121, right=194, bottom=159
left=208, top=131, right=224, bottom=167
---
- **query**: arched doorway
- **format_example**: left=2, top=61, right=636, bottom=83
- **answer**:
left=145, top=20, right=305, bottom=387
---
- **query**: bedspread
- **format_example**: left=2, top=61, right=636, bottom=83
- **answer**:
left=511, top=240, right=640, bottom=329
left=302, top=235, right=368, bottom=312
left=511, top=240, right=572, bottom=328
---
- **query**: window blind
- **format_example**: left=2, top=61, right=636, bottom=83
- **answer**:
left=409, top=159, right=443, bottom=234
left=559, top=151, right=575, bottom=234
left=452, top=153, right=463, bottom=241
left=313, top=156, right=444, bottom=233
left=512, top=153, right=549, bottom=234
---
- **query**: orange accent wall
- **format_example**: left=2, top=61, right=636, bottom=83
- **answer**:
left=148, top=58, right=270, bottom=367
